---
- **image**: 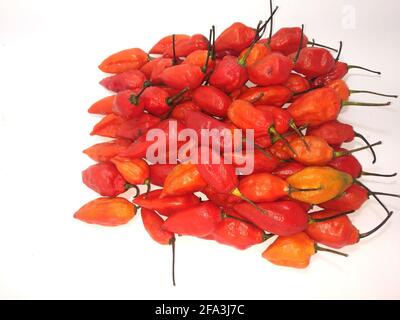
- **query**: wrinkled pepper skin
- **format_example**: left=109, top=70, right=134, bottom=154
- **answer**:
left=215, top=22, right=256, bottom=54
left=212, top=218, right=265, bottom=250
left=183, top=49, right=215, bottom=73
left=238, top=43, right=272, bottom=66
left=100, top=70, right=146, bottom=92
left=289, top=47, right=335, bottom=78
left=325, top=79, right=351, bottom=101
left=133, top=189, right=200, bottom=216
left=312, top=62, right=349, bottom=87
left=269, top=27, right=309, bottom=55
left=289, top=136, right=334, bottom=166
left=149, top=34, right=190, bottom=55
left=201, top=184, right=243, bottom=208
left=149, top=164, right=176, bottom=187
left=284, top=73, right=310, bottom=95
left=83, top=139, right=131, bottom=162
left=306, top=210, right=359, bottom=249
left=239, top=173, right=289, bottom=202
left=162, top=201, right=222, bottom=237
left=91, top=114, right=127, bottom=138
left=262, top=232, right=316, bottom=269
left=328, top=151, right=362, bottom=178
left=287, top=88, right=341, bottom=127
left=74, top=197, right=136, bottom=226
left=238, top=85, right=293, bottom=107
left=319, top=184, right=369, bottom=211
left=141, top=208, right=174, bottom=245
left=307, top=120, right=354, bottom=146
left=88, top=95, right=115, bottom=115
left=255, top=105, right=292, bottom=134
left=163, top=34, right=209, bottom=58
left=287, top=166, right=353, bottom=204
left=110, top=157, right=149, bottom=185
left=171, top=101, right=202, bottom=123
left=99, top=48, right=149, bottom=74
left=192, top=85, right=232, bottom=117
left=234, top=201, right=308, bottom=236
left=112, top=89, right=144, bottom=119
left=160, top=64, right=204, bottom=90
left=162, top=163, right=207, bottom=196
left=115, top=113, right=160, bottom=141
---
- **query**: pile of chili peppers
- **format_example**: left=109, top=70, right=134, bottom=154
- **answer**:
left=76, top=2, right=399, bottom=285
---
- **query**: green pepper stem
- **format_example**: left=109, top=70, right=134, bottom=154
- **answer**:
left=307, top=41, right=338, bottom=52
left=315, top=245, right=348, bottom=257
left=268, top=125, right=297, bottom=156
left=293, top=24, right=305, bottom=64
left=166, top=87, right=190, bottom=106
left=144, top=178, right=151, bottom=194
left=231, top=188, right=270, bottom=216
left=201, top=27, right=214, bottom=74
left=289, top=119, right=309, bottom=149
left=342, top=101, right=391, bottom=107
left=334, top=141, right=382, bottom=158
left=354, top=180, right=392, bottom=216
left=350, top=90, right=398, bottom=98
left=348, top=65, right=381, bottom=75
left=362, top=171, right=397, bottom=178
left=129, top=80, right=152, bottom=105
left=354, top=132, right=377, bottom=164
left=124, top=183, right=140, bottom=198
left=359, top=212, right=393, bottom=239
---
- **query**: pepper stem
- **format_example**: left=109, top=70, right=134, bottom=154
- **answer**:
left=129, top=80, right=152, bottom=105
left=348, top=65, right=381, bottom=75
left=170, top=237, right=176, bottom=286
left=315, top=244, right=348, bottom=257
left=238, top=20, right=265, bottom=67
left=166, top=87, right=190, bottom=106
left=334, top=141, right=382, bottom=158
left=307, top=41, right=338, bottom=52
left=359, top=212, right=394, bottom=239
left=362, top=171, right=397, bottom=178
left=342, top=100, right=391, bottom=107
left=267, top=0, right=274, bottom=45
left=335, top=41, right=343, bottom=62
left=124, top=183, right=140, bottom=198
left=293, top=24, right=305, bottom=64
left=172, top=34, right=177, bottom=65
left=201, top=27, right=214, bottom=74
left=350, top=90, right=398, bottom=98
left=368, top=191, right=400, bottom=199
left=355, top=180, right=392, bottom=215
left=309, top=210, right=354, bottom=223
left=289, top=185, right=322, bottom=193
left=289, top=119, right=309, bottom=149
left=144, top=178, right=151, bottom=194
left=268, top=125, right=297, bottom=156
left=354, top=132, right=377, bottom=164
left=231, top=188, right=270, bottom=216
left=254, top=143, right=273, bottom=159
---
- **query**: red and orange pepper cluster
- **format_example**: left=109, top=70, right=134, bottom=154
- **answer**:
left=76, top=1, right=398, bottom=284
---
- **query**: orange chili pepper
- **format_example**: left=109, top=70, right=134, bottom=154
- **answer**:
left=83, top=139, right=131, bottom=162
left=99, top=48, right=149, bottom=74
left=149, top=34, right=190, bottom=55
left=110, top=157, right=150, bottom=190
left=90, top=114, right=126, bottom=138
left=238, top=85, right=293, bottom=107
left=182, top=49, right=215, bottom=73
left=161, top=163, right=207, bottom=197
left=141, top=208, right=174, bottom=245
left=88, top=95, right=115, bottom=115
left=215, top=22, right=256, bottom=54
left=74, top=197, right=136, bottom=226
left=238, top=43, right=271, bottom=66
left=284, top=73, right=310, bottom=95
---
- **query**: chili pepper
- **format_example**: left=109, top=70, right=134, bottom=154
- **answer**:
left=140, top=86, right=189, bottom=116
left=247, top=52, right=293, bottom=86
left=287, top=166, right=353, bottom=204
left=255, top=105, right=294, bottom=134
left=149, top=34, right=190, bottom=54
left=306, top=210, right=394, bottom=249
left=83, top=139, right=131, bottom=162
left=162, top=201, right=222, bottom=237
left=201, top=184, right=243, bottom=208
left=100, top=70, right=147, bottom=92
left=272, top=161, right=306, bottom=180
left=234, top=200, right=308, bottom=236
left=214, top=22, right=257, bottom=54
left=289, top=47, right=335, bottom=78
left=149, top=58, right=174, bottom=84
left=110, top=157, right=150, bottom=193
left=328, top=148, right=397, bottom=179
left=163, top=34, right=209, bottom=58
left=82, top=162, right=137, bottom=197
left=99, top=48, right=149, bottom=74
left=284, top=73, right=310, bottom=95
left=149, top=164, right=176, bottom=187
left=119, top=119, right=186, bottom=159
left=74, top=197, right=136, bottom=226
left=160, top=63, right=204, bottom=90
left=268, top=27, right=309, bottom=55
left=211, top=217, right=267, bottom=250
left=237, top=85, right=293, bottom=107
left=192, top=85, right=232, bottom=117
left=230, top=85, right=249, bottom=100
left=91, top=113, right=127, bottom=138
left=112, top=89, right=145, bottom=119
left=133, top=189, right=200, bottom=216
left=116, top=113, right=160, bottom=141
left=171, top=101, right=201, bottom=123
left=269, top=132, right=299, bottom=160
left=182, top=49, right=215, bottom=73
left=141, top=208, right=174, bottom=245
left=238, top=43, right=272, bottom=66
left=319, top=184, right=369, bottom=212
left=233, top=147, right=279, bottom=174
left=140, top=57, right=162, bottom=78
left=88, top=95, right=115, bottom=115
left=262, top=232, right=347, bottom=269
left=161, top=163, right=207, bottom=197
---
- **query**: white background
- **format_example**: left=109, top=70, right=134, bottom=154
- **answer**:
left=1, top=0, right=400, bottom=299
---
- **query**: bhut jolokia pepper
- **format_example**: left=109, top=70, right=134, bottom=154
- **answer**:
left=90, top=114, right=127, bottom=138
left=306, top=210, right=394, bottom=249
left=112, top=89, right=145, bottom=119
left=171, top=101, right=201, bottom=123
left=163, top=34, right=209, bottom=58
left=237, top=85, right=293, bottom=107
left=182, top=49, right=215, bottom=73
left=201, top=184, right=243, bottom=208
left=284, top=73, right=310, bottom=95
left=214, top=22, right=257, bottom=54
left=110, top=157, right=150, bottom=193
left=88, top=95, right=115, bottom=115
left=149, top=34, right=190, bottom=54
left=238, top=43, right=272, bottom=67
left=161, top=163, right=207, bottom=197
left=83, top=139, right=131, bottom=162
left=133, top=189, right=200, bottom=216
left=149, top=164, right=176, bottom=187
left=99, top=48, right=149, bottom=74
left=82, top=162, right=139, bottom=197
left=262, top=232, right=347, bottom=269
left=74, top=197, right=136, bottom=226
left=289, top=47, right=335, bottom=78
left=192, top=85, right=232, bottom=117
left=233, top=148, right=279, bottom=174
left=162, top=201, right=222, bottom=237
left=115, top=113, right=160, bottom=141
left=159, top=63, right=204, bottom=90
left=100, top=70, right=147, bottom=92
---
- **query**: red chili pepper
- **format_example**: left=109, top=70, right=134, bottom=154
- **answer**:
left=91, top=114, right=127, bottom=138
left=110, top=157, right=150, bottom=188
left=163, top=34, right=209, bottom=58
left=140, top=58, right=162, bottom=78
left=162, top=201, right=222, bottom=237
left=140, top=86, right=189, bottom=116
left=238, top=85, right=293, bottom=107
left=74, top=197, right=136, bottom=226
left=234, top=200, right=308, bottom=236
left=211, top=217, right=266, bottom=250
left=171, top=101, right=201, bottom=123
left=149, top=164, right=176, bottom=187
left=83, top=139, right=132, bottom=162
left=99, top=48, right=149, bottom=74
left=82, top=162, right=131, bottom=197
left=192, top=85, right=232, bottom=117
left=100, top=70, right=147, bottom=92
left=149, top=58, right=174, bottom=84
left=289, top=47, right=335, bottom=78
left=232, top=148, right=279, bottom=174
left=182, top=49, right=215, bottom=73
left=307, top=120, right=354, bottom=146
left=133, top=189, right=201, bottom=216
left=215, top=22, right=256, bottom=54
left=88, top=95, right=115, bottom=115
left=272, top=162, right=306, bottom=180
left=160, top=64, right=204, bottom=90
left=284, top=73, right=310, bottom=95
left=141, top=208, right=174, bottom=245
left=269, top=134, right=298, bottom=160
left=112, top=89, right=145, bottom=119
left=201, top=184, right=243, bottom=208
left=269, top=27, right=309, bottom=55
left=238, top=43, right=272, bottom=66
left=247, top=53, right=293, bottom=86
left=255, top=105, right=291, bottom=134
left=149, top=34, right=190, bottom=54
left=115, top=113, right=160, bottom=141
left=319, top=184, right=369, bottom=211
